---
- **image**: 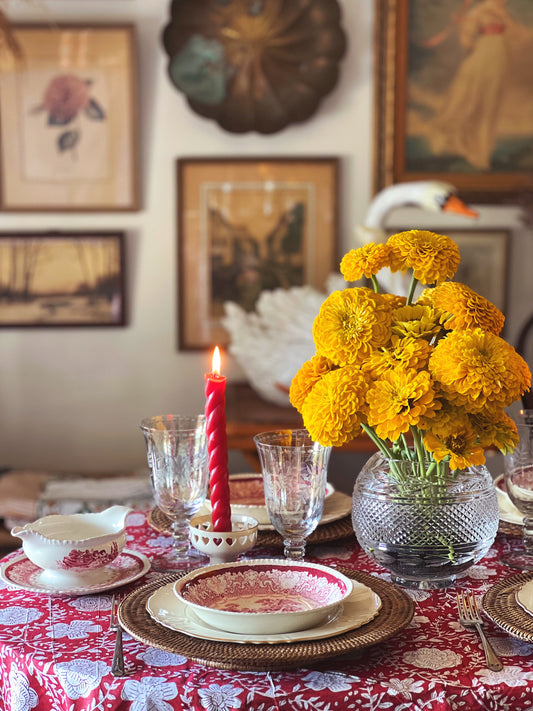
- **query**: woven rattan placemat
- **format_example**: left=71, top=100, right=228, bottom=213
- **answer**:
left=118, top=569, right=414, bottom=671
left=257, top=515, right=354, bottom=546
left=482, top=571, right=533, bottom=642
left=148, top=506, right=355, bottom=546
left=498, top=519, right=522, bottom=537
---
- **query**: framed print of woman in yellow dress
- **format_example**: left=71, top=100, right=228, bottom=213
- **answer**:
left=374, top=0, right=533, bottom=201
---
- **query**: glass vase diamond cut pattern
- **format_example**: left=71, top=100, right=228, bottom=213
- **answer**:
left=352, top=453, right=499, bottom=589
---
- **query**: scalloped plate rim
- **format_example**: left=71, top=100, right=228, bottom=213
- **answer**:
left=146, top=578, right=381, bottom=644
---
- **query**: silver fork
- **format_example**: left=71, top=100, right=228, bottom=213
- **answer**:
left=456, top=591, right=503, bottom=671
left=109, top=593, right=126, bottom=677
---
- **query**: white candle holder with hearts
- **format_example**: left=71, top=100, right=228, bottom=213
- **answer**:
left=188, top=514, right=258, bottom=564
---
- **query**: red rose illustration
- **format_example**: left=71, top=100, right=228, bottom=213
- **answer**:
left=42, top=74, right=91, bottom=123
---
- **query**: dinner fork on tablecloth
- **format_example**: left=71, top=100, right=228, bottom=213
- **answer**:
left=110, top=593, right=126, bottom=677
left=456, top=591, right=503, bottom=671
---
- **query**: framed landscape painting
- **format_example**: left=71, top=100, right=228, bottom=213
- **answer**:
left=374, top=0, right=533, bottom=201
left=177, top=157, right=339, bottom=350
left=0, top=232, right=126, bottom=327
left=0, top=24, right=139, bottom=211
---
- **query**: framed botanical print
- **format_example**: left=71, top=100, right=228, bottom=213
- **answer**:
left=0, top=231, right=126, bottom=326
left=0, top=24, right=139, bottom=211
left=177, top=157, right=339, bottom=350
left=374, top=0, right=533, bottom=201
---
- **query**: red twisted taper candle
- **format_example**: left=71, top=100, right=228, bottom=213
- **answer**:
left=204, top=346, right=232, bottom=532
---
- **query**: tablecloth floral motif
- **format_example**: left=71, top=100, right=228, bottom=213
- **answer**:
left=1, top=510, right=533, bottom=711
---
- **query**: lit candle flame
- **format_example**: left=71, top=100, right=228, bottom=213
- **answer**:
left=212, top=346, right=221, bottom=376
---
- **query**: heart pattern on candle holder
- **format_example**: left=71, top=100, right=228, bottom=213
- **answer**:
left=189, top=514, right=258, bottom=564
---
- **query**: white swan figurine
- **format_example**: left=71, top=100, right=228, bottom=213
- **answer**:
left=222, top=181, right=477, bottom=406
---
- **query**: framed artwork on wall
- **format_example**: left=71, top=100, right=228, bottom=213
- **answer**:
left=177, top=157, right=339, bottom=350
left=374, top=0, right=533, bottom=202
left=0, top=231, right=126, bottom=327
left=447, top=229, right=509, bottom=314
left=0, top=24, right=139, bottom=211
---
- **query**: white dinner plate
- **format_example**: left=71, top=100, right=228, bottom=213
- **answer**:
left=0, top=549, right=151, bottom=596
left=204, top=475, right=349, bottom=530
left=515, top=579, right=533, bottom=617
left=146, top=578, right=382, bottom=644
left=495, top=474, right=524, bottom=525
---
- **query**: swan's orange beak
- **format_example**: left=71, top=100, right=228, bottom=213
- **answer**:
left=442, top=194, right=478, bottom=218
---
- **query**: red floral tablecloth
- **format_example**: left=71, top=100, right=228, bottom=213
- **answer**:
left=1, top=511, right=532, bottom=711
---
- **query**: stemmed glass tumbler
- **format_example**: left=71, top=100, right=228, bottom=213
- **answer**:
left=254, top=429, right=332, bottom=560
left=502, top=422, right=533, bottom=570
left=140, top=414, right=209, bottom=570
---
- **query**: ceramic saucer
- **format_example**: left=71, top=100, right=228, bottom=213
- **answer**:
left=146, top=578, right=381, bottom=644
left=0, top=548, right=150, bottom=595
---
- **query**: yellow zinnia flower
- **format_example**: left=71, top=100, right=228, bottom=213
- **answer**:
left=415, top=288, right=434, bottom=307
left=423, top=423, right=486, bottom=470
left=289, top=354, right=334, bottom=412
left=469, top=410, right=519, bottom=454
left=366, top=367, right=439, bottom=441
left=313, top=288, right=392, bottom=366
left=431, top=281, right=505, bottom=336
left=418, top=399, right=470, bottom=436
left=429, top=328, right=532, bottom=412
left=288, top=231, right=529, bottom=478
left=340, top=243, right=391, bottom=281
left=301, top=366, right=369, bottom=447
left=363, top=337, right=431, bottom=379
left=391, top=304, right=442, bottom=341
left=381, top=293, right=407, bottom=310
left=387, top=230, right=460, bottom=285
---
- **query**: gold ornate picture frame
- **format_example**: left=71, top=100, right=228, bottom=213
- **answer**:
left=374, top=0, right=533, bottom=202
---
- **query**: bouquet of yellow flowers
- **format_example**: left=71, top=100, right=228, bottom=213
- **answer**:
left=290, top=230, right=532, bottom=479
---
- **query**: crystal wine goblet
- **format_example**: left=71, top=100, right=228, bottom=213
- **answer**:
left=140, top=414, right=209, bottom=570
left=254, top=429, right=332, bottom=560
left=501, top=423, right=533, bottom=570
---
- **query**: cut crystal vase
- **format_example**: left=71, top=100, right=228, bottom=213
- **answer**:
left=352, top=453, right=499, bottom=589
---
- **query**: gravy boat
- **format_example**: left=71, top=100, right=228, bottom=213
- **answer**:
left=11, top=505, right=131, bottom=583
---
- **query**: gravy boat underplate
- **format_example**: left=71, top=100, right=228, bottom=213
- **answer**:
left=11, top=505, right=131, bottom=585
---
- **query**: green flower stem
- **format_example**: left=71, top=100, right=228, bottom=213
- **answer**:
left=361, top=424, right=406, bottom=482
left=371, top=275, right=380, bottom=293
left=400, top=434, right=416, bottom=461
left=407, top=275, right=419, bottom=305
left=359, top=423, right=460, bottom=561
left=361, top=423, right=393, bottom=459
left=410, top=426, right=428, bottom=477
left=425, top=461, right=437, bottom=480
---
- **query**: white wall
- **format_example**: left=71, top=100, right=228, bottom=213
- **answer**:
left=0, top=0, right=529, bottom=474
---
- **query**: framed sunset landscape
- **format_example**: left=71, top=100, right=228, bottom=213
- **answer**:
left=0, top=232, right=126, bottom=326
